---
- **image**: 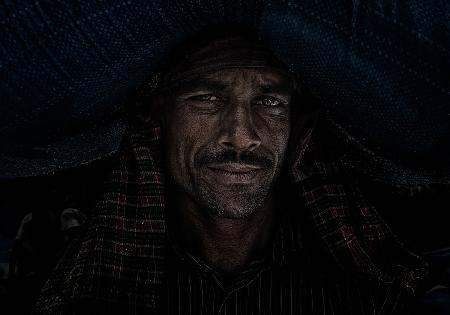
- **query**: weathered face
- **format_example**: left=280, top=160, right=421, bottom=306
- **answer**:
left=163, top=67, right=294, bottom=218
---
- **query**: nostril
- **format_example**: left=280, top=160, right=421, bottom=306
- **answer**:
left=248, top=141, right=260, bottom=151
left=245, top=139, right=262, bottom=152
left=218, top=124, right=262, bottom=151
left=219, top=140, right=234, bottom=149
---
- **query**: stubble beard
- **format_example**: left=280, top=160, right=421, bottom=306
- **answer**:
left=187, top=166, right=282, bottom=219
left=195, top=183, right=271, bottom=219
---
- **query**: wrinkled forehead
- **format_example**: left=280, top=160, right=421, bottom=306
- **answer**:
left=161, top=33, right=294, bottom=89
left=173, top=68, right=296, bottom=96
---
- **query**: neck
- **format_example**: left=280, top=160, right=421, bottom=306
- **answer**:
left=169, top=188, right=276, bottom=277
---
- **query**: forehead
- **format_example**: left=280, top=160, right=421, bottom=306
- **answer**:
left=174, top=67, right=295, bottom=93
left=206, top=67, right=291, bottom=85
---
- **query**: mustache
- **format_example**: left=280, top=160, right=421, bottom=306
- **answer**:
left=196, top=150, right=274, bottom=169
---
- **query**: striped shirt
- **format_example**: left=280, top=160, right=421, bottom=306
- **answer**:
left=163, top=208, right=404, bottom=315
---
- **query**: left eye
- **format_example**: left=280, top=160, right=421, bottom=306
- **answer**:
left=255, top=97, right=285, bottom=107
left=188, top=94, right=219, bottom=101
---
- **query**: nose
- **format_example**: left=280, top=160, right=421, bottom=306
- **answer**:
left=218, top=105, right=261, bottom=152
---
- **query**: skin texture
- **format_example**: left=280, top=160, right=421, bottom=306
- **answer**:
left=161, top=67, right=295, bottom=276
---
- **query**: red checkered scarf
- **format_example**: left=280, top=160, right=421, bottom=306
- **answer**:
left=33, top=113, right=428, bottom=314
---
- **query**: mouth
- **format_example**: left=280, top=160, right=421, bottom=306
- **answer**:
left=205, top=163, right=264, bottom=185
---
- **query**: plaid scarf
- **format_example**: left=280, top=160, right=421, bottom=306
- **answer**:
left=33, top=112, right=428, bottom=314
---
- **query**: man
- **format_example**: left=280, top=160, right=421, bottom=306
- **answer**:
left=33, top=28, right=427, bottom=314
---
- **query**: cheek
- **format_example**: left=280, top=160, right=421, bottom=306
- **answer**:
left=165, top=111, right=215, bottom=180
left=272, top=129, right=290, bottom=167
left=258, top=117, right=291, bottom=162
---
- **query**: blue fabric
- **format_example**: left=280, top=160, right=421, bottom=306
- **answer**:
left=0, top=0, right=449, bottom=182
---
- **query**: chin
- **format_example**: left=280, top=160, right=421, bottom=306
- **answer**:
left=198, top=189, right=269, bottom=219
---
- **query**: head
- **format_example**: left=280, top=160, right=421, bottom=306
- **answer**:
left=150, top=30, right=297, bottom=219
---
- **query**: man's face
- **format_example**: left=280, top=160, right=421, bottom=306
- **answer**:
left=163, top=67, right=294, bottom=218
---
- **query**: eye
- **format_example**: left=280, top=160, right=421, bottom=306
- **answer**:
left=183, top=93, right=224, bottom=112
left=188, top=94, right=220, bottom=102
left=254, top=96, right=287, bottom=107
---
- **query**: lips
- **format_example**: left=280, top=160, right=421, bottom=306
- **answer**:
left=205, top=163, right=263, bottom=185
